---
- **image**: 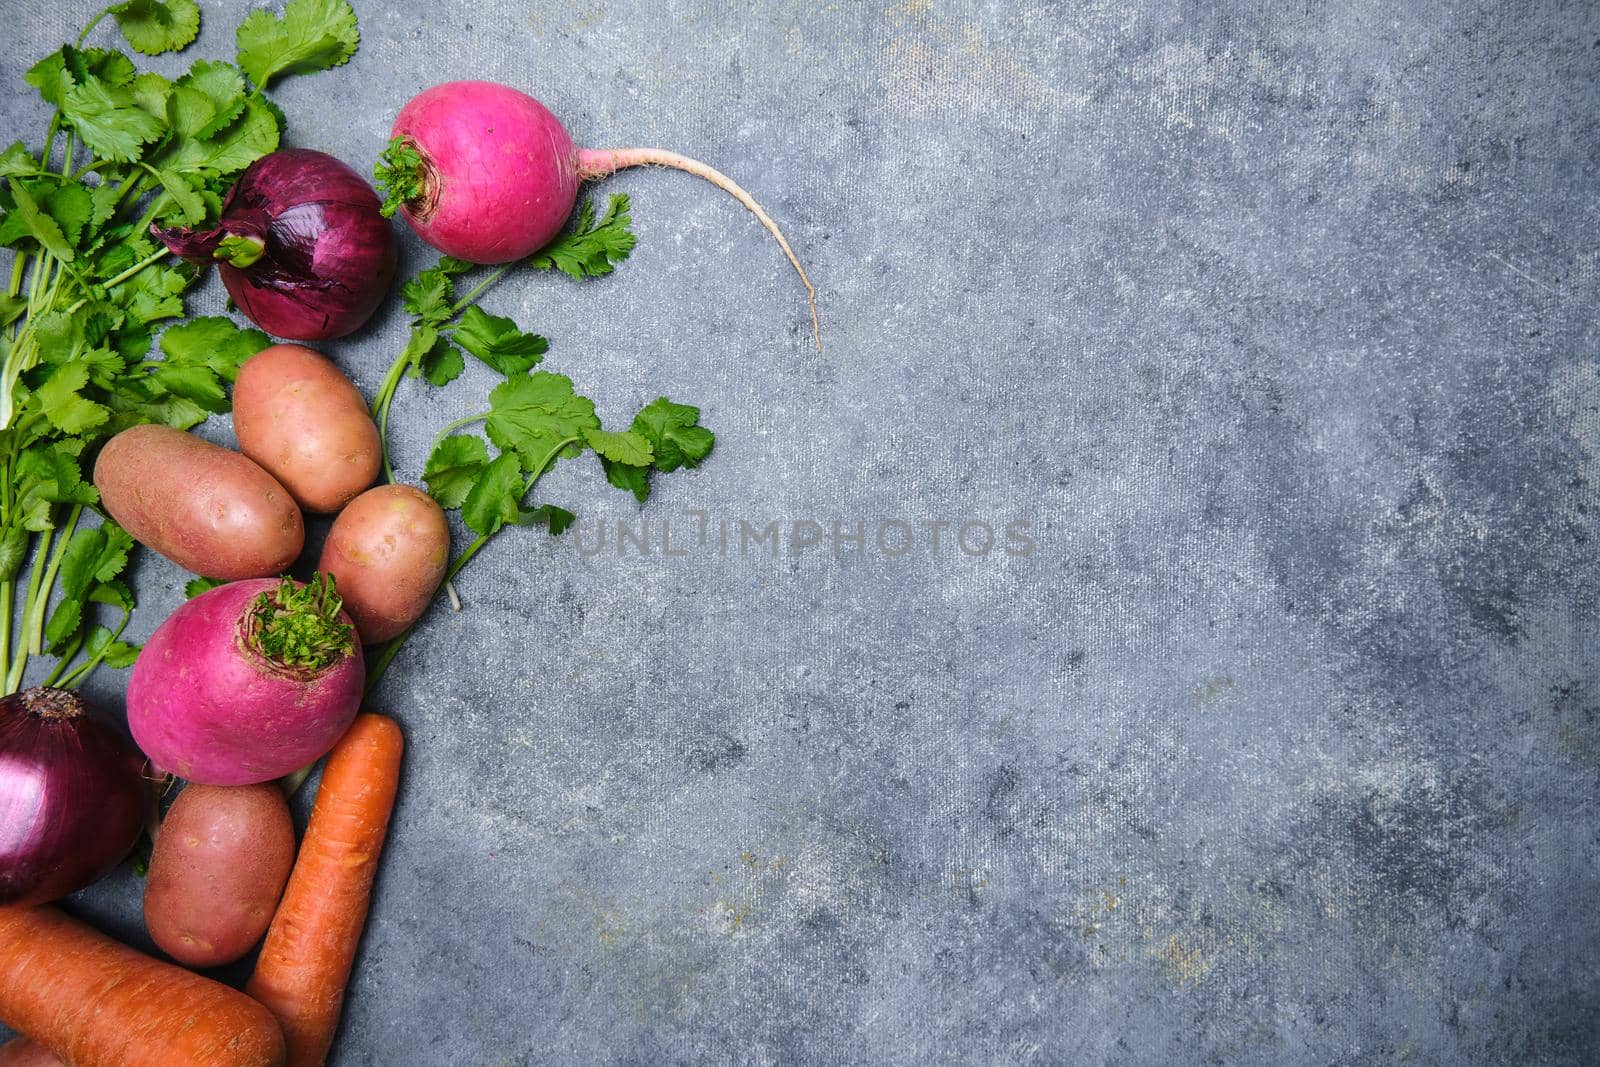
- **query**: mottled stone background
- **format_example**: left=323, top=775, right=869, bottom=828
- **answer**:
left=4, top=0, right=1600, bottom=1063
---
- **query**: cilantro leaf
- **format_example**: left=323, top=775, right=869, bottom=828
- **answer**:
left=485, top=372, right=598, bottom=469
left=43, top=600, right=83, bottom=652
left=185, top=576, right=225, bottom=598
left=36, top=363, right=111, bottom=435
left=529, top=193, right=637, bottom=280
left=154, top=168, right=205, bottom=225
left=602, top=458, right=652, bottom=503
left=115, top=264, right=191, bottom=324
left=526, top=504, right=576, bottom=535
left=177, top=60, right=247, bottom=140
left=631, top=397, right=715, bottom=472
left=58, top=526, right=112, bottom=599
left=582, top=427, right=654, bottom=466
left=66, top=47, right=137, bottom=88
left=158, top=315, right=270, bottom=381
left=44, top=524, right=130, bottom=655
left=159, top=89, right=277, bottom=175
left=25, top=51, right=73, bottom=109
left=453, top=306, right=548, bottom=376
left=463, top=323, right=549, bottom=370
left=421, top=338, right=464, bottom=387
left=90, top=578, right=134, bottom=611
left=30, top=311, right=86, bottom=365
left=396, top=325, right=437, bottom=374
left=128, top=71, right=173, bottom=121
left=236, top=0, right=359, bottom=89
left=41, top=183, right=95, bottom=249
left=15, top=444, right=98, bottom=531
left=93, top=524, right=135, bottom=584
left=83, top=624, right=140, bottom=668
left=401, top=267, right=455, bottom=326
left=396, top=324, right=467, bottom=386
left=460, top=452, right=527, bottom=537
left=62, top=77, right=166, bottom=163
left=424, top=434, right=489, bottom=509
left=7, top=182, right=75, bottom=261
left=110, top=0, right=201, bottom=56
left=146, top=361, right=226, bottom=413
left=77, top=49, right=137, bottom=87
left=0, top=143, right=36, bottom=178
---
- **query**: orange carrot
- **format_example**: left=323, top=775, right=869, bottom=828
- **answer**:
left=246, top=714, right=403, bottom=1067
left=0, top=906, right=285, bottom=1067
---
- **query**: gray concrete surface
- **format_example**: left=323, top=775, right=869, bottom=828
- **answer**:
left=5, top=0, right=1600, bottom=1063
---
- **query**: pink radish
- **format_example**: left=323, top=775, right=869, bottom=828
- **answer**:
left=126, top=576, right=363, bottom=786
left=375, top=80, right=820, bottom=347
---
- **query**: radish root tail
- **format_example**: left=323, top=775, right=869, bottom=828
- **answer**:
left=576, top=147, right=822, bottom=351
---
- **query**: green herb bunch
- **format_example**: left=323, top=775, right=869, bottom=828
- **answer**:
left=362, top=194, right=717, bottom=686
left=0, top=0, right=361, bottom=692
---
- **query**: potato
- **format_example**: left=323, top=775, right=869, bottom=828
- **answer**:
left=319, top=484, right=450, bottom=643
left=233, top=344, right=381, bottom=513
left=143, top=783, right=296, bottom=969
left=94, top=425, right=303, bottom=580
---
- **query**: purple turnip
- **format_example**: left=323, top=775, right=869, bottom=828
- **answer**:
left=376, top=80, right=819, bottom=347
left=126, top=576, right=364, bottom=786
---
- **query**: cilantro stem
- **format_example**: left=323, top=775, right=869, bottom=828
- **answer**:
left=27, top=250, right=51, bottom=308
left=6, top=526, right=51, bottom=692
left=0, top=581, right=13, bottom=690
left=42, top=632, right=82, bottom=687
left=430, top=412, right=487, bottom=454
left=101, top=247, right=170, bottom=290
left=57, top=610, right=130, bottom=689
left=451, top=266, right=513, bottom=313
left=520, top=435, right=580, bottom=496
left=61, top=248, right=170, bottom=317
left=75, top=8, right=110, bottom=46
left=71, top=160, right=112, bottom=180
left=41, top=116, right=60, bottom=174
left=26, top=503, right=81, bottom=658
left=369, top=350, right=412, bottom=482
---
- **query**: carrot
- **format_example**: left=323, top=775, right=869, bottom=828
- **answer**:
left=246, top=714, right=403, bottom=1067
left=0, top=906, right=285, bottom=1067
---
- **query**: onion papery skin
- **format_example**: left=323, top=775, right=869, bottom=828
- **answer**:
left=0, top=688, right=149, bottom=906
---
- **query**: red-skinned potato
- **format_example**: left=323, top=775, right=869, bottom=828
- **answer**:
left=0, top=1037, right=65, bottom=1066
left=233, top=344, right=381, bottom=513
left=143, top=783, right=296, bottom=969
left=94, top=425, right=303, bottom=579
left=318, top=484, right=450, bottom=643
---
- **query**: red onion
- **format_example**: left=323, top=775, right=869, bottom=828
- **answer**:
left=0, top=687, right=150, bottom=906
left=154, top=149, right=397, bottom=341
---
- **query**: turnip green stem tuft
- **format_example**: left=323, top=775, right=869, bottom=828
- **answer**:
left=374, top=136, right=431, bottom=219
left=244, top=574, right=354, bottom=674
